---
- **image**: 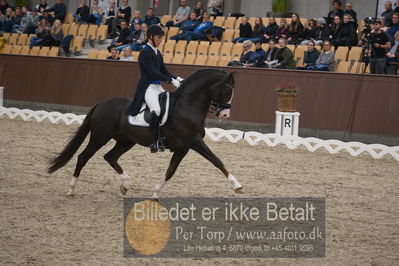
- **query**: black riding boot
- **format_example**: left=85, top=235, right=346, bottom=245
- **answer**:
left=149, top=111, right=166, bottom=153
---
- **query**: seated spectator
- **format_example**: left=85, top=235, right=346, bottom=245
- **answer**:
left=276, top=18, right=289, bottom=40
left=250, top=41, right=267, bottom=67
left=170, top=12, right=212, bottom=41
left=87, top=0, right=104, bottom=25
left=73, top=0, right=90, bottom=23
left=262, top=17, right=278, bottom=42
left=39, top=10, right=54, bottom=25
left=345, top=2, right=357, bottom=22
left=166, top=0, right=191, bottom=27
left=35, top=0, right=47, bottom=14
left=312, top=18, right=331, bottom=45
left=117, top=22, right=147, bottom=51
left=104, top=0, right=116, bottom=36
left=297, top=40, right=320, bottom=70
left=130, top=10, right=144, bottom=32
left=107, top=47, right=120, bottom=60
left=334, top=14, right=357, bottom=46
left=250, top=17, right=265, bottom=43
left=46, top=0, right=67, bottom=23
left=0, top=8, right=16, bottom=33
left=23, top=9, right=40, bottom=34
left=302, top=19, right=318, bottom=43
left=232, top=16, right=252, bottom=43
left=386, top=31, right=399, bottom=74
left=207, top=0, right=223, bottom=17
left=111, top=0, right=131, bottom=36
left=262, top=39, right=279, bottom=68
left=0, top=0, right=10, bottom=16
left=193, top=1, right=204, bottom=20
left=327, top=0, right=344, bottom=27
left=179, top=11, right=200, bottom=32
left=30, top=19, right=50, bottom=47
left=287, top=13, right=305, bottom=45
left=120, top=46, right=134, bottom=61
left=395, top=0, right=399, bottom=13
left=13, top=7, right=37, bottom=33
left=382, top=1, right=394, bottom=26
left=274, top=38, right=296, bottom=69
left=228, top=40, right=257, bottom=67
left=388, top=13, right=399, bottom=38
left=331, top=16, right=343, bottom=42
left=380, top=17, right=389, bottom=32
left=144, top=8, right=160, bottom=26
left=315, top=40, right=335, bottom=71
left=107, top=19, right=131, bottom=51
left=13, top=7, right=23, bottom=28
left=43, top=19, right=63, bottom=46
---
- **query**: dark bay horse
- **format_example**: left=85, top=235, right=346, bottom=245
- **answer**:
left=48, top=69, right=243, bottom=198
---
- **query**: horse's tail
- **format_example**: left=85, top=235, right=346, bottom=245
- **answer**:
left=48, top=105, right=96, bottom=174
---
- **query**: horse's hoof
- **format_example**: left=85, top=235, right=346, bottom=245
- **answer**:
left=65, top=193, right=75, bottom=198
left=234, top=187, right=243, bottom=193
left=120, top=185, right=128, bottom=195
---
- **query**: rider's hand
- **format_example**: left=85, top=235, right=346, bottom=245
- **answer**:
left=171, top=78, right=181, bottom=89
left=176, top=76, right=184, bottom=82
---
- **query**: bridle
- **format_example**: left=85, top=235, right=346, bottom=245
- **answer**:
left=210, top=83, right=235, bottom=117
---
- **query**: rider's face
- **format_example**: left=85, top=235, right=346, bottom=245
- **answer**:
left=153, top=35, right=163, bottom=47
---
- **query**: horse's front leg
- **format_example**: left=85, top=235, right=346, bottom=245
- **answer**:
left=192, top=139, right=243, bottom=193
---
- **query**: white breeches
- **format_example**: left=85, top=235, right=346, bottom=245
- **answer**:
left=145, top=84, right=165, bottom=116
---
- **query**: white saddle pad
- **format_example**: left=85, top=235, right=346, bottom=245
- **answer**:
left=128, top=92, right=170, bottom=127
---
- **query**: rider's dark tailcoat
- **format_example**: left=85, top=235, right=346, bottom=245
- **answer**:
left=126, top=44, right=176, bottom=116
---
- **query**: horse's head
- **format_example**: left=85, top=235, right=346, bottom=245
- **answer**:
left=210, top=72, right=235, bottom=119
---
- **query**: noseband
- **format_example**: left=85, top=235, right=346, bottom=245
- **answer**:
left=210, top=83, right=235, bottom=117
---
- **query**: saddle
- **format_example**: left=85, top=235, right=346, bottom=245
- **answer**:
left=128, top=92, right=170, bottom=127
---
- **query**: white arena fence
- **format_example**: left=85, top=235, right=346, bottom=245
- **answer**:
left=1, top=106, right=398, bottom=161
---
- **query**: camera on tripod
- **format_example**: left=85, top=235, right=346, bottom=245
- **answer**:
left=361, top=17, right=378, bottom=38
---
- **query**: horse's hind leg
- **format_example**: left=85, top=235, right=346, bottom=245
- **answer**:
left=104, top=141, right=136, bottom=195
left=152, top=149, right=189, bottom=199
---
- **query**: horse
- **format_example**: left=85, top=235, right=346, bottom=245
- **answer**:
left=47, top=69, right=243, bottom=199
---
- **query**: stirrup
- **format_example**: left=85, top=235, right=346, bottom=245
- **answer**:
left=149, top=139, right=166, bottom=153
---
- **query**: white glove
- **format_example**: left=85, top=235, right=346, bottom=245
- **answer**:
left=171, top=78, right=181, bottom=89
left=176, top=76, right=184, bottom=82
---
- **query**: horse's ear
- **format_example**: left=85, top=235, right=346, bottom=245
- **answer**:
left=228, top=71, right=236, bottom=84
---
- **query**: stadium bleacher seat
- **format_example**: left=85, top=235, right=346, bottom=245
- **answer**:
left=163, top=41, right=175, bottom=57
left=88, top=49, right=98, bottom=59
left=195, top=56, right=207, bottom=65
left=224, top=17, right=236, bottom=29
left=65, top=13, right=74, bottom=24
left=97, top=50, right=109, bottom=59
left=2, top=32, right=11, bottom=42
left=235, top=17, right=242, bottom=29
left=175, top=41, right=186, bottom=56
left=172, top=56, right=184, bottom=64
left=8, top=34, right=18, bottom=46
left=287, top=45, right=295, bottom=53
left=163, top=55, right=173, bottom=63
left=219, top=56, right=231, bottom=66
left=335, top=46, right=349, bottom=63
left=248, top=17, right=256, bottom=28
left=77, top=24, right=89, bottom=39
left=183, top=55, right=195, bottom=65
left=20, top=46, right=30, bottom=55
left=10, top=45, right=21, bottom=55
left=186, top=41, right=198, bottom=56
left=213, top=16, right=225, bottom=27
left=207, top=56, right=219, bottom=66
left=221, top=29, right=234, bottom=43
left=29, top=46, right=40, bottom=56
left=336, top=61, right=351, bottom=73
left=38, top=46, right=50, bottom=56
left=87, top=25, right=98, bottom=40
left=62, top=23, right=70, bottom=35
left=348, top=47, right=362, bottom=62
left=232, top=43, right=243, bottom=58
left=16, top=34, right=28, bottom=46
left=294, top=46, right=306, bottom=67
left=49, top=47, right=59, bottom=57
left=131, top=51, right=140, bottom=61
left=208, top=43, right=221, bottom=57
left=262, top=43, right=269, bottom=51
left=197, top=42, right=209, bottom=56
left=220, top=43, right=233, bottom=57
left=97, top=25, right=108, bottom=42
left=68, top=24, right=79, bottom=36
left=160, top=15, right=171, bottom=26
left=262, top=17, right=269, bottom=26
left=70, top=36, right=84, bottom=55
left=167, top=27, right=179, bottom=39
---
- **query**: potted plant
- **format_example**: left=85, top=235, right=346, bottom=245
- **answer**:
left=276, top=83, right=299, bottom=112
left=267, top=0, right=289, bottom=18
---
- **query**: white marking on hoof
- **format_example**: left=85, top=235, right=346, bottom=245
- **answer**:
left=234, top=187, right=244, bottom=193
left=228, top=174, right=242, bottom=191
left=120, top=171, right=130, bottom=191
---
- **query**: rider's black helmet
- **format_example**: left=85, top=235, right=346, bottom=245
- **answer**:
left=147, top=25, right=165, bottom=37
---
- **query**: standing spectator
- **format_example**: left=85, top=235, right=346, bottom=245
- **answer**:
left=73, top=0, right=90, bottom=23
left=165, top=0, right=191, bottom=27
left=193, top=1, right=204, bottom=20
left=387, top=13, right=399, bottom=39
left=386, top=31, right=399, bottom=74
left=315, top=40, right=335, bottom=71
left=0, top=0, right=10, bottom=16
left=111, top=0, right=131, bottom=36
left=276, top=18, right=289, bottom=40
left=35, top=0, right=47, bottom=14
left=107, top=47, right=120, bottom=60
left=120, top=46, right=134, bottom=61
left=262, top=39, right=279, bottom=68
left=39, top=10, right=54, bottom=25
left=334, top=14, right=357, bottom=46
left=395, top=0, right=399, bottom=13
left=46, top=0, right=67, bottom=23
left=108, top=19, right=131, bottom=51
left=382, top=1, right=394, bottom=26
left=178, top=11, right=200, bottom=33
left=87, top=0, right=104, bottom=25
left=207, top=0, right=223, bottom=17
left=263, top=17, right=278, bottom=42
left=0, top=8, right=15, bottom=33
left=130, top=10, right=144, bottom=31
left=297, top=40, right=320, bottom=70
left=232, top=16, right=252, bottom=43
left=302, top=19, right=318, bottom=44
left=250, top=17, right=265, bottom=43
left=345, top=2, right=357, bottom=22
left=144, top=8, right=160, bottom=26
left=287, top=13, right=305, bottom=45
left=104, top=0, right=116, bottom=36
left=228, top=40, right=257, bottom=67
left=29, top=19, right=50, bottom=47
left=171, top=12, right=212, bottom=41
left=331, top=16, right=343, bottom=42
left=369, top=20, right=391, bottom=74
left=274, top=38, right=296, bottom=69
left=326, top=0, right=344, bottom=27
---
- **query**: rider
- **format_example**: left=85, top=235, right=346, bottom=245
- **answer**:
left=126, top=25, right=183, bottom=153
